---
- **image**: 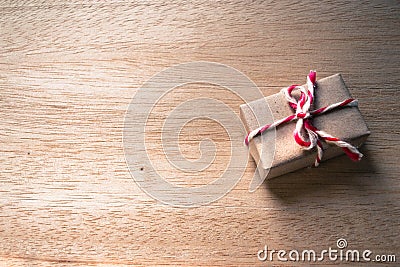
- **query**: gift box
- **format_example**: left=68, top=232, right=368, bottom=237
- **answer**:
left=240, top=73, right=370, bottom=180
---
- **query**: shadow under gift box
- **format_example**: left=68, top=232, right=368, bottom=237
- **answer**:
left=240, top=74, right=370, bottom=180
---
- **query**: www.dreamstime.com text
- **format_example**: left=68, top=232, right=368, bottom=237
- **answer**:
left=257, top=238, right=396, bottom=263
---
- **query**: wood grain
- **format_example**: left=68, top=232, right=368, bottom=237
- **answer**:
left=0, top=1, right=399, bottom=266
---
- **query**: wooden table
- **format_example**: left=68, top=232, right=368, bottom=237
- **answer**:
left=1, top=1, right=399, bottom=266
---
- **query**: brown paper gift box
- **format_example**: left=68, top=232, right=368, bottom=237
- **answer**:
left=239, top=74, right=370, bottom=180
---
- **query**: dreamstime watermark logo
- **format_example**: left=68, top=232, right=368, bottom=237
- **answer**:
left=123, top=61, right=275, bottom=207
left=257, top=238, right=396, bottom=263
left=336, top=238, right=347, bottom=249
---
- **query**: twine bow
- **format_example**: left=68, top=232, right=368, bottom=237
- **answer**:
left=245, top=71, right=363, bottom=166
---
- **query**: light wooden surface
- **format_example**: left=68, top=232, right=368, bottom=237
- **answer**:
left=1, top=1, right=399, bottom=266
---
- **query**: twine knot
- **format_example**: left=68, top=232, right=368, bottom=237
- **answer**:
left=295, top=111, right=310, bottom=119
left=245, top=71, right=363, bottom=166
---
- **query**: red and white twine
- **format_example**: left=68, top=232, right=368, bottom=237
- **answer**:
left=244, top=71, right=363, bottom=166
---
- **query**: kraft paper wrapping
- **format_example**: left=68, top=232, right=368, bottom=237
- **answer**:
left=240, top=74, right=370, bottom=180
